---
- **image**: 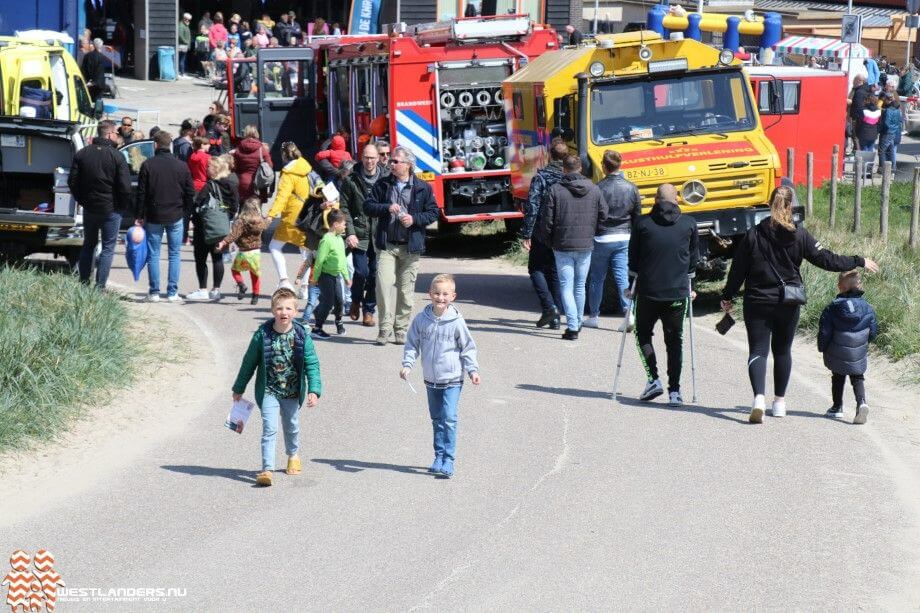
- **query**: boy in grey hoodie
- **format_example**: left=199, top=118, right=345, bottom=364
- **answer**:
left=401, top=274, right=481, bottom=478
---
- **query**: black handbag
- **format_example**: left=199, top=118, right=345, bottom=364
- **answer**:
left=754, top=231, right=807, bottom=305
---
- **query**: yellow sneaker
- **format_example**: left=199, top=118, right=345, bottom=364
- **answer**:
left=286, top=456, right=301, bottom=475
left=255, top=471, right=273, bottom=486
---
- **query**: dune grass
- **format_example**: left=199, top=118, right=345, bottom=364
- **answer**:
left=0, top=267, right=138, bottom=452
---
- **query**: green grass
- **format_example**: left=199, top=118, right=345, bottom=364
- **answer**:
left=0, top=267, right=139, bottom=452
left=797, top=182, right=920, bottom=376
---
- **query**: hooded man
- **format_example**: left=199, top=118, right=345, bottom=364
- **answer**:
left=539, top=154, right=606, bottom=340
left=521, top=138, right=567, bottom=329
left=626, top=183, right=699, bottom=406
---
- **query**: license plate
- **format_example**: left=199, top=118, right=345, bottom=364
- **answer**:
left=624, top=166, right=665, bottom=181
left=416, top=171, right=436, bottom=181
left=0, top=135, right=25, bottom=148
left=0, top=223, right=39, bottom=232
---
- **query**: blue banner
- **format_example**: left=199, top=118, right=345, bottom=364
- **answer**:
left=350, top=0, right=382, bottom=35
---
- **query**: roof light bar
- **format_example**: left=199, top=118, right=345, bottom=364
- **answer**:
left=647, top=58, right=689, bottom=73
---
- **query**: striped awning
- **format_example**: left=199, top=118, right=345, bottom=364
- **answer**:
left=773, top=36, right=872, bottom=59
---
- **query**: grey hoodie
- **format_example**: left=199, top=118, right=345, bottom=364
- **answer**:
left=402, top=304, right=479, bottom=385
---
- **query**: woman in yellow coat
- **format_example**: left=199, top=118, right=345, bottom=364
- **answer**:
left=267, top=142, right=322, bottom=288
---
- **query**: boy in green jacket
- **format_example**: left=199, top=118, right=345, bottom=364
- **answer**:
left=309, top=209, right=351, bottom=338
left=232, top=287, right=322, bottom=487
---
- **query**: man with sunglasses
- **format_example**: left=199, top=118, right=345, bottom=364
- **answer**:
left=118, top=117, right=135, bottom=144
left=363, top=147, right=439, bottom=345
left=375, top=141, right=391, bottom=172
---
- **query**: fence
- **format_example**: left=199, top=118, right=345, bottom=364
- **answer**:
left=785, top=145, right=920, bottom=248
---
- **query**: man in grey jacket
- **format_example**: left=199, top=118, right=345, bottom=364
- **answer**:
left=584, top=150, right=641, bottom=331
left=540, top=155, right=606, bottom=340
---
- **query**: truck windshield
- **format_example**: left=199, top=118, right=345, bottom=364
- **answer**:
left=591, top=71, right=755, bottom=145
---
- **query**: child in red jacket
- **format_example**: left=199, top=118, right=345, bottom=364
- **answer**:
left=314, top=134, right=352, bottom=169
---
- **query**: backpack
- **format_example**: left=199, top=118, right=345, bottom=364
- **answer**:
left=253, top=145, right=275, bottom=192
left=196, top=181, right=232, bottom=244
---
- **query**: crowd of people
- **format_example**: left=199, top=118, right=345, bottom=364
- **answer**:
left=66, top=100, right=884, bottom=482
left=521, top=137, right=880, bottom=421
left=178, top=10, right=343, bottom=78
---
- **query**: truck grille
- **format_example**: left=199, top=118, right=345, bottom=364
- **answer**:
left=637, top=172, right=769, bottom=209
left=707, top=158, right=771, bottom=172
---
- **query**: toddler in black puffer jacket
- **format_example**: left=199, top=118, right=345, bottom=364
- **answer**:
left=818, top=269, right=878, bottom=424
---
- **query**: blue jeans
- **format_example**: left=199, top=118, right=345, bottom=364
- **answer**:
left=426, top=384, right=461, bottom=462
left=554, top=250, right=592, bottom=331
left=302, top=284, right=321, bottom=325
left=350, top=245, right=377, bottom=313
left=145, top=219, right=184, bottom=297
left=79, top=211, right=122, bottom=289
left=879, top=135, right=898, bottom=168
left=586, top=239, right=630, bottom=317
left=259, top=394, right=300, bottom=471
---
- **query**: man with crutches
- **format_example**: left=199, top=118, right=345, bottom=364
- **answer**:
left=621, top=184, right=699, bottom=406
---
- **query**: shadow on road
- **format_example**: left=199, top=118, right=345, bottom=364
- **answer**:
left=161, top=464, right=258, bottom=485
left=516, top=383, right=613, bottom=400
left=615, top=396, right=751, bottom=424
left=416, top=272, right=532, bottom=312
left=311, top=458, right=430, bottom=475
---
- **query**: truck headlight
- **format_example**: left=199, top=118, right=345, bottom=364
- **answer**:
left=589, top=61, right=605, bottom=77
left=719, top=49, right=735, bottom=65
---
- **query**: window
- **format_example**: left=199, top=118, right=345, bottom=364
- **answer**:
left=535, top=95, right=546, bottom=128
left=73, top=77, right=94, bottom=116
left=591, top=71, right=756, bottom=145
left=757, top=80, right=800, bottom=115
left=121, top=141, right=155, bottom=175
left=260, top=60, right=312, bottom=98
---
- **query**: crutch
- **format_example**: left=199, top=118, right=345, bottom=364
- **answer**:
left=687, top=275, right=698, bottom=404
left=612, top=275, right=638, bottom=398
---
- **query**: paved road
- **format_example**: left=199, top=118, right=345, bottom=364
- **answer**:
left=2, top=239, right=919, bottom=611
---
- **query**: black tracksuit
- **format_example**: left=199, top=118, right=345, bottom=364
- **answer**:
left=628, top=198, right=699, bottom=392
left=721, top=218, right=864, bottom=397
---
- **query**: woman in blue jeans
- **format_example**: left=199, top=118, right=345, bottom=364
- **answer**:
left=584, top=150, right=641, bottom=330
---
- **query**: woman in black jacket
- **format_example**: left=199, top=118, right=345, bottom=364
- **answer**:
left=720, top=186, right=879, bottom=424
left=187, top=154, right=240, bottom=301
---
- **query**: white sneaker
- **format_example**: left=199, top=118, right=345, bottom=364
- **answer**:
left=166, top=294, right=183, bottom=304
left=639, top=379, right=664, bottom=401
left=771, top=400, right=786, bottom=418
left=147, top=293, right=161, bottom=303
left=209, top=288, right=222, bottom=301
left=668, top=391, right=683, bottom=407
left=617, top=312, right=635, bottom=333
left=185, top=289, right=210, bottom=301
left=582, top=316, right=599, bottom=328
left=854, top=403, right=870, bottom=425
left=749, top=394, right=765, bottom=424
left=279, top=279, right=294, bottom=291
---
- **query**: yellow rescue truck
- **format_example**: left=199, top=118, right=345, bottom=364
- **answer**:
left=505, top=31, right=792, bottom=275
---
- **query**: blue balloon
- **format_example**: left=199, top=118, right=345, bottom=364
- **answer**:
left=124, top=226, right=148, bottom=282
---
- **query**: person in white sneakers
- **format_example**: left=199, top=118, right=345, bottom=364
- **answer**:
left=584, top=150, right=640, bottom=331
left=720, top=186, right=879, bottom=423
left=625, top=184, right=698, bottom=407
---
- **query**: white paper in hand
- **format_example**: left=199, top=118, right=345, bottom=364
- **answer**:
left=225, top=399, right=255, bottom=434
left=321, top=182, right=340, bottom=203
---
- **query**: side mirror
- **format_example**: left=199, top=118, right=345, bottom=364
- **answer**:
left=93, top=99, right=105, bottom=119
left=772, top=80, right=784, bottom=115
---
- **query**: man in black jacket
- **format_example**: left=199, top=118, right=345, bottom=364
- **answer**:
left=341, top=143, right=383, bottom=327
left=69, top=120, right=132, bottom=289
left=364, top=146, right=439, bottom=345
left=522, top=139, right=567, bottom=329
left=539, top=155, right=606, bottom=340
left=81, top=39, right=107, bottom=101
left=627, top=183, right=698, bottom=406
left=135, top=130, right=196, bottom=302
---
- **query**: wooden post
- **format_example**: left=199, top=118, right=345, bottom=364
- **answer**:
left=853, top=155, right=863, bottom=234
left=806, top=152, right=814, bottom=217
left=786, top=147, right=795, bottom=184
left=880, top=161, right=892, bottom=241
left=830, top=145, right=839, bottom=228
left=910, top=167, right=920, bottom=249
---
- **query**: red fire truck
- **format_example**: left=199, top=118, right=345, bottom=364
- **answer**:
left=322, top=16, right=558, bottom=230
